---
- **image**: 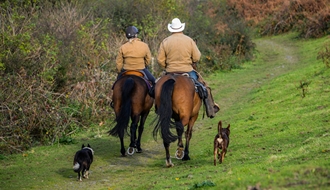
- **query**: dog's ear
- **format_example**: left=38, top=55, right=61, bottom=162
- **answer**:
left=218, top=120, right=222, bottom=127
left=227, top=124, right=230, bottom=130
left=87, top=144, right=91, bottom=148
left=81, top=144, right=85, bottom=149
left=218, top=120, right=222, bottom=134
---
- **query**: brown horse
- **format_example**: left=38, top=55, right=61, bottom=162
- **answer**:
left=153, top=73, right=202, bottom=167
left=109, top=73, right=153, bottom=156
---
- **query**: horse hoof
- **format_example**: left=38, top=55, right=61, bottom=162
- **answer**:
left=136, top=148, right=143, bottom=153
left=166, top=159, right=174, bottom=167
left=167, top=163, right=174, bottom=168
left=127, top=147, right=135, bottom=155
left=175, top=148, right=184, bottom=159
left=182, top=155, right=190, bottom=161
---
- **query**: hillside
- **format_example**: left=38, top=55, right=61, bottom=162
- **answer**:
left=0, top=33, right=329, bottom=189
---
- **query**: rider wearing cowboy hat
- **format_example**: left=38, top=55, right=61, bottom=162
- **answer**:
left=157, top=18, right=220, bottom=117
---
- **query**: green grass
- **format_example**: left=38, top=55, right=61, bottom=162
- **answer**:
left=1, top=33, right=329, bottom=190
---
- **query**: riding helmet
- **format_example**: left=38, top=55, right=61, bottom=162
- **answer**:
left=125, top=26, right=139, bottom=39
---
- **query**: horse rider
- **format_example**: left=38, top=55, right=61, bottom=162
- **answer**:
left=110, top=26, right=156, bottom=108
left=157, top=18, right=220, bottom=117
left=115, top=26, right=156, bottom=87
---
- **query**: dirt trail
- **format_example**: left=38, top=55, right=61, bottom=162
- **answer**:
left=216, top=38, right=301, bottom=113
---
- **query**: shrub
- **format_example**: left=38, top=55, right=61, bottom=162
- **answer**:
left=189, top=0, right=256, bottom=72
left=227, top=0, right=329, bottom=38
left=317, top=42, right=330, bottom=68
left=0, top=0, right=267, bottom=153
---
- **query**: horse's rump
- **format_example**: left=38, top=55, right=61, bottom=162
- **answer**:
left=153, top=74, right=201, bottom=141
left=112, top=75, right=150, bottom=110
left=111, top=75, right=152, bottom=136
left=110, top=74, right=154, bottom=156
left=155, top=74, right=198, bottom=113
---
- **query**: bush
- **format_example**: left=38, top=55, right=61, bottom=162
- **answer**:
left=188, top=0, right=256, bottom=72
left=0, top=0, right=268, bottom=153
left=317, top=42, right=330, bottom=68
left=226, top=0, right=329, bottom=38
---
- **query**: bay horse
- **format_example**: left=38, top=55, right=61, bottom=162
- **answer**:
left=109, top=71, right=153, bottom=156
left=153, top=73, right=203, bottom=167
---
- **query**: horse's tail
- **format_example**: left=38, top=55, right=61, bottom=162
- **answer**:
left=109, top=77, right=134, bottom=137
left=153, top=79, right=177, bottom=144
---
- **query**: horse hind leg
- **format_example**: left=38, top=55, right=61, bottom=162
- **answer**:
left=127, top=124, right=137, bottom=155
left=136, top=113, right=148, bottom=153
left=175, top=121, right=185, bottom=160
left=120, top=136, right=126, bottom=156
left=182, top=118, right=196, bottom=161
left=164, top=142, right=174, bottom=167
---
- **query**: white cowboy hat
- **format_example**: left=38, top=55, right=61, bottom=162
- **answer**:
left=168, top=18, right=185, bottom=33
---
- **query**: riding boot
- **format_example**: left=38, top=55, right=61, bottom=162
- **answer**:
left=149, top=82, right=155, bottom=98
left=203, top=87, right=219, bottom=118
left=195, top=72, right=220, bottom=118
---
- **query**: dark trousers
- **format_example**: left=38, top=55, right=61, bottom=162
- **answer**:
left=143, top=68, right=156, bottom=85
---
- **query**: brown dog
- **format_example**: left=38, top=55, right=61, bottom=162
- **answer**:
left=213, top=120, right=230, bottom=166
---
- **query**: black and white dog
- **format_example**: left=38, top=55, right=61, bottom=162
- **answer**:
left=73, top=144, right=94, bottom=181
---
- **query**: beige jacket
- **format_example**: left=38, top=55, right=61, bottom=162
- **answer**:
left=116, top=38, right=151, bottom=73
left=157, top=33, right=201, bottom=72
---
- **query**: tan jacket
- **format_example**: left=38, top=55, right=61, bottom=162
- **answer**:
left=116, top=38, right=151, bottom=73
left=157, top=33, right=201, bottom=72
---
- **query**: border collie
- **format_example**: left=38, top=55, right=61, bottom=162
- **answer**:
left=73, top=144, right=94, bottom=181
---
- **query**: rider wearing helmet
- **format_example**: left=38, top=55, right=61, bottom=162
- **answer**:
left=116, top=26, right=156, bottom=86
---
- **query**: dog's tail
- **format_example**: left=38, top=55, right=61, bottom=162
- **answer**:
left=73, top=162, right=80, bottom=172
left=218, top=120, right=222, bottom=136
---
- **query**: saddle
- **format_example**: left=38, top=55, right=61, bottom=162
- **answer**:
left=192, top=78, right=208, bottom=99
left=112, top=70, right=151, bottom=90
left=166, top=72, right=208, bottom=99
left=122, top=70, right=144, bottom=77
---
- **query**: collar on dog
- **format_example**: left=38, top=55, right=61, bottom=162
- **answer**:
left=83, top=147, right=94, bottom=155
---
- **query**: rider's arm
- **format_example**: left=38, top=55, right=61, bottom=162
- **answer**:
left=116, top=47, right=124, bottom=73
left=191, top=40, right=201, bottom=64
left=157, top=41, right=166, bottom=69
left=144, top=44, right=152, bottom=66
